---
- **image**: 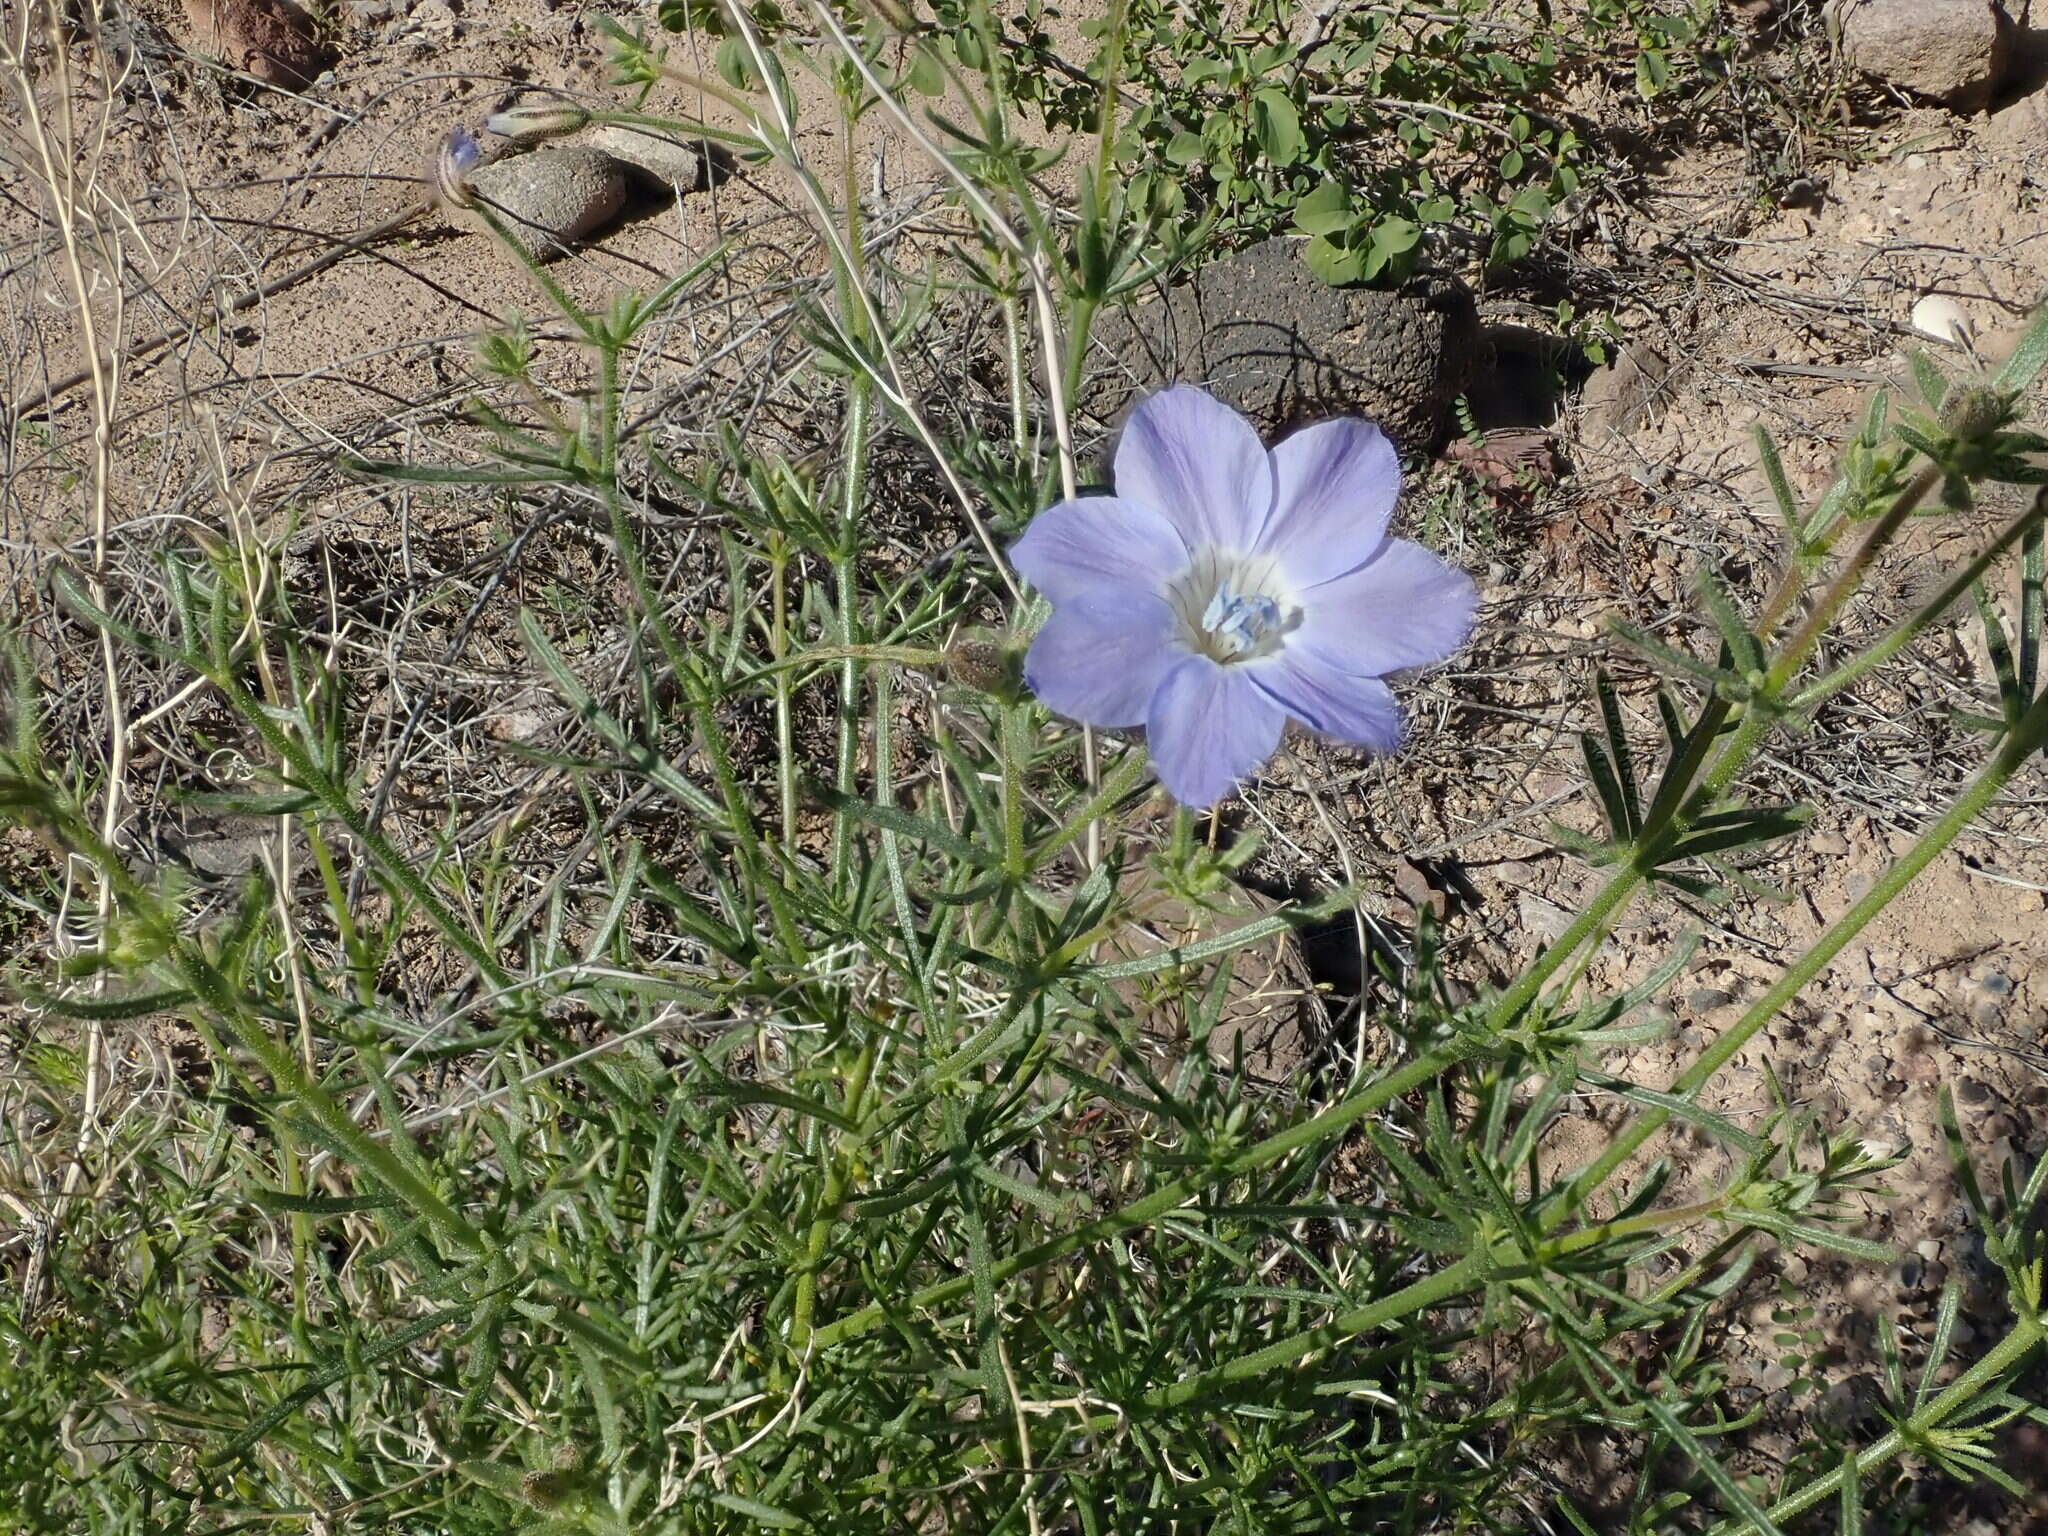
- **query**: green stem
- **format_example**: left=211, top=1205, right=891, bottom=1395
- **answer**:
left=809, top=1038, right=1479, bottom=1351
left=1564, top=682, right=2048, bottom=1217
left=1791, top=494, right=2047, bottom=711
left=789, top=1036, right=877, bottom=1356
left=1766, top=462, right=1943, bottom=696
left=1482, top=861, right=1644, bottom=1030
left=48, top=795, right=480, bottom=1251
left=1702, top=1314, right=2043, bottom=1535
left=1142, top=1252, right=1488, bottom=1410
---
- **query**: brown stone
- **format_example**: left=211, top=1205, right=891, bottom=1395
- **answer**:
left=186, top=0, right=327, bottom=88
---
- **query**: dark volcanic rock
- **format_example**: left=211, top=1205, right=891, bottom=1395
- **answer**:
left=1086, top=238, right=1482, bottom=457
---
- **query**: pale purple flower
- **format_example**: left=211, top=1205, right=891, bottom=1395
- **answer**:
left=1010, top=384, right=1477, bottom=809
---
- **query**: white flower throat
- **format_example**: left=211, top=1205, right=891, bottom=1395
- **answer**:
left=1165, top=548, right=1297, bottom=665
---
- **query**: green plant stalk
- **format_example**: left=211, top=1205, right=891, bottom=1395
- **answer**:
left=34, top=792, right=481, bottom=1252
left=1143, top=1250, right=1488, bottom=1409
left=1000, top=704, right=1031, bottom=880
left=1790, top=494, right=2047, bottom=711
left=201, top=649, right=515, bottom=995
left=788, top=1035, right=877, bottom=1358
left=467, top=201, right=596, bottom=343
left=770, top=537, right=798, bottom=846
left=1702, top=1313, right=2043, bottom=1535
left=1563, top=679, right=2048, bottom=1218
left=1482, top=855, right=1645, bottom=1030
left=1766, top=462, right=1945, bottom=696
left=1002, top=285, right=1029, bottom=453
left=305, top=819, right=373, bottom=1006
left=1091, top=0, right=1130, bottom=190
left=1028, top=746, right=1150, bottom=864
left=737, top=643, right=948, bottom=687
left=1141, top=1158, right=1790, bottom=1414
left=593, top=339, right=805, bottom=956
left=809, top=1037, right=1481, bottom=1350
left=833, top=377, right=874, bottom=885
left=1499, top=454, right=1953, bottom=1027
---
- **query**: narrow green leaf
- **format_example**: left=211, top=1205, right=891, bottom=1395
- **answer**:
left=807, top=783, right=995, bottom=869
left=1078, top=909, right=1298, bottom=983
left=1610, top=619, right=1735, bottom=687
left=209, top=1303, right=470, bottom=1465
left=1906, top=348, right=1949, bottom=412
left=1578, top=1074, right=1764, bottom=1154
left=710, top=1494, right=803, bottom=1529
left=1992, top=299, right=2048, bottom=395
left=1638, top=1394, right=1787, bottom=1536
left=2021, top=513, right=2043, bottom=700
left=1974, top=577, right=2026, bottom=727
left=1694, top=567, right=1765, bottom=677
left=23, top=985, right=195, bottom=1021
left=701, top=1081, right=860, bottom=1135
left=1754, top=424, right=1806, bottom=548
left=1579, top=734, right=1632, bottom=844
left=1838, top=1447, right=1863, bottom=1536
left=1595, top=668, right=1642, bottom=836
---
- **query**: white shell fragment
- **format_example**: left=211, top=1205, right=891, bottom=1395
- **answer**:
left=1909, top=294, right=1975, bottom=348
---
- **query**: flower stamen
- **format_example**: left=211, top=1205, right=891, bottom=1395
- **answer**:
left=1163, top=549, right=1293, bottom=664
left=1202, top=582, right=1281, bottom=658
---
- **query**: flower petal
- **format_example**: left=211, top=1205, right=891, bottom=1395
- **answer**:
left=1145, top=655, right=1286, bottom=809
left=1023, top=593, right=1178, bottom=729
left=1257, top=417, right=1400, bottom=582
left=1292, top=539, right=1477, bottom=675
left=1115, top=385, right=1273, bottom=551
left=1254, top=658, right=1403, bottom=754
left=1010, top=495, right=1191, bottom=606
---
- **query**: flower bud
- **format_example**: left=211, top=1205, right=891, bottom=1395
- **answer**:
left=862, top=0, right=920, bottom=32
left=429, top=126, right=483, bottom=210
left=484, top=100, right=592, bottom=144
left=1940, top=385, right=2008, bottom=444
left=945, top=634, right=1021, bottom=698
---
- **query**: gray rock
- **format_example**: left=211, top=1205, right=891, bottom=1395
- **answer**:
left=582, top=124, right=703, bottom=193
left=1832, top=0, right=2015, bottom=111
left=1086, top=237, right=1481, bottom=457
left=466, top=147, right=626, bottom=263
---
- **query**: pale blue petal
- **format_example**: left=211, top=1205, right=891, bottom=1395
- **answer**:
left=1257, top=417, right=1399, bottom=583
left=1023, top=594, right=1177, bottom=729
left=1114, top=385, right=1273, bottom=551
left=1010, top=495, right=1191, bottom=606
left=1145, top=655, right=1287, bottom=809
left=1293, top=539, right=1476, bottom=674
left=1254, top=659, right=1403, bottom=754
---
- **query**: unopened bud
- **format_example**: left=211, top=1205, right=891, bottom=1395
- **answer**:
left=484, top=100, right=592, bottom=144
left=863, top=0, right=920, bottom=32
left=429, top=126, right=483, bottom=210
left=1940, top=385, right=2008, bottom=444
left=945, top=634, right=1021, bottom=697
